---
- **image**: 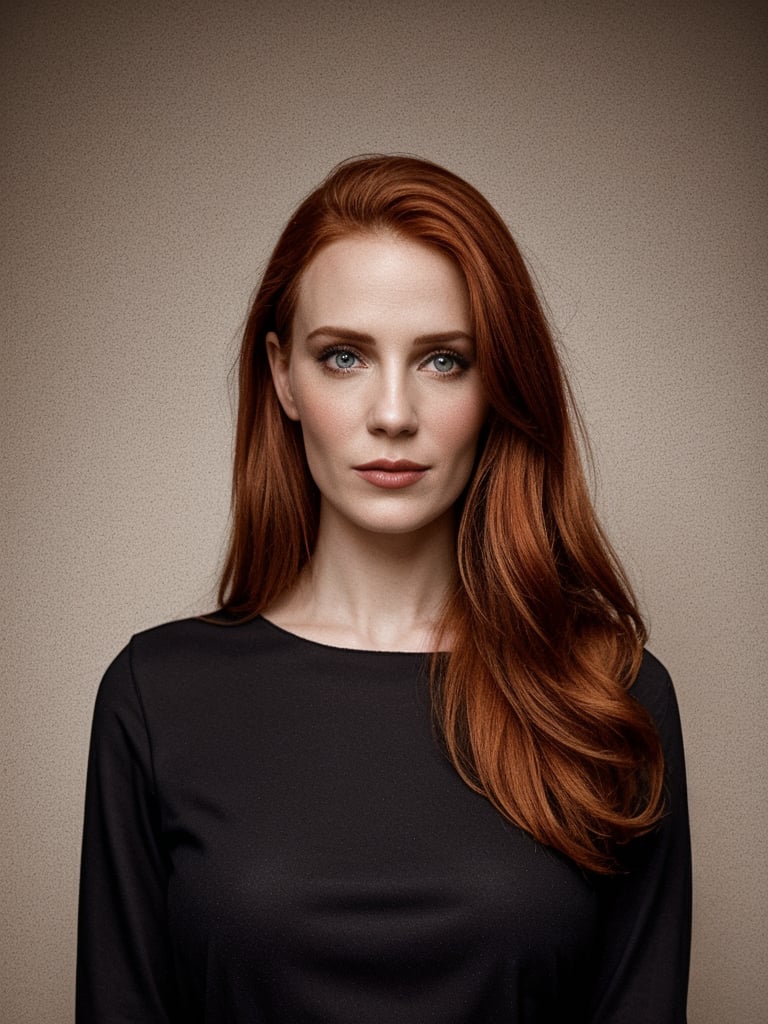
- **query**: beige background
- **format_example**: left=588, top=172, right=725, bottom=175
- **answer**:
left=3, top=1, right=766, bottom=1020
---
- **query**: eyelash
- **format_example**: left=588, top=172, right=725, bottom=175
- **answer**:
left=426, top=349, right=471, bottom=376
left=317, top=346, right=471, bottom=377
left=318, top=345, right=363, bottom=373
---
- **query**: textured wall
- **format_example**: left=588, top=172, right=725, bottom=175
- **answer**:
left=3, top=1, right=766, bottom=1020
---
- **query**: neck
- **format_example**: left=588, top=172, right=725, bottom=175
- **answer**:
left=263, top=507, right=458, bottom=651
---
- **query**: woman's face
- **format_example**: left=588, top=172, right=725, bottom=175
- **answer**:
left=267, top=232, right=488, bottom=541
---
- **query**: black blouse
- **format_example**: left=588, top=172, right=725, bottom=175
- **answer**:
left=77, top=614, right=691, bottom=1022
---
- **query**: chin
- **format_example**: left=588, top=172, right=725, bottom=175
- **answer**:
left=347, top=507, right=456, bottom=539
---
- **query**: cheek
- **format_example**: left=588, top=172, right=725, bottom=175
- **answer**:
left=292, top=387, right=350, bottom=456
left=436, top=395, right=488, bottom=455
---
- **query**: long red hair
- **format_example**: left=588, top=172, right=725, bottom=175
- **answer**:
left=218, top=155, right=664, bottom=873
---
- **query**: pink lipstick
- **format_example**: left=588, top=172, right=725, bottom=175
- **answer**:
left=353, top=459, right=428, bottom=490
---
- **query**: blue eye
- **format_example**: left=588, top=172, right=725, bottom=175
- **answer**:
left=334, top=350, right=357, bottom=369
left=425, top=351, right=469, bottom=375
left=431, top=353, right=457, bottom=373
left=321, top=348, right=360, bottom=371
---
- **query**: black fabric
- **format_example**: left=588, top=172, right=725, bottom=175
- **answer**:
left=77, top=614, right=691, bottom=1022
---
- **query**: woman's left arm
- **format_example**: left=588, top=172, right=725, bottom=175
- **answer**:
left=587, top=653, right=692, bottom=1023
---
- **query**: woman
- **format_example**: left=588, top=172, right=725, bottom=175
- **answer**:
left=77, top=155, right=691, bottom=1022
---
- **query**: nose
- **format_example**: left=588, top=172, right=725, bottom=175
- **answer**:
left=366, top=366, right=418, bottom=437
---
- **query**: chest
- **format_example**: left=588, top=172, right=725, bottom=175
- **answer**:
left=153, top=663, right=598, bottom=991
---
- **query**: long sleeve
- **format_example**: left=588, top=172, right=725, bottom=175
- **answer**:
left=76, top=621, right=692, bottom=1022
left=587, top=653, right=692, bottom=1023
left=76, top=641, right=179, bottom=1022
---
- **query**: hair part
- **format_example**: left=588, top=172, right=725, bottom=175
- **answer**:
left=218, top=154, right=664, bottom=873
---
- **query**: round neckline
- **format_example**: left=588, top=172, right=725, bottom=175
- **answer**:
left=257, top=614, right=437, bottom=657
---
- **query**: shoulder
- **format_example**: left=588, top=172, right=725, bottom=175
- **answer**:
left=628, top=648, right=686, bottom=771
left=96, top=613, right=273, bottom=715
left=127, top=611, right=232, bottom=672
left=628, top=648, right=674, bottom=726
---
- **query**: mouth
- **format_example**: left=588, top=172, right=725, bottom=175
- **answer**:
left=353, top=459, right=429, bottom=490
left=354, top=460, right=429, bottom=472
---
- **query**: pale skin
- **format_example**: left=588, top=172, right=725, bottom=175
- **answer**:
left=265, top=232, right=488, bottom=652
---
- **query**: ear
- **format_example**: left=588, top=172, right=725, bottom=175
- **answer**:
left=266, top=331, right=300, bottom=421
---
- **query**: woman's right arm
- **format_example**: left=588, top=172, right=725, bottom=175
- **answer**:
left=77, top=642, right=179, bottom=1022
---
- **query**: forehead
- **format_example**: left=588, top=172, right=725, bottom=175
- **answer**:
left=294, top=233, right=471, bottom=333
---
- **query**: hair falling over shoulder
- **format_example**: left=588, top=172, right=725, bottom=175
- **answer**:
left=218, top=155, right=665, bottom=874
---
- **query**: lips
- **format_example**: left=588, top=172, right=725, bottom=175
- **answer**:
left=353, top=459, right=429, bottom=489
left=354, top=460, right=429, bottom=472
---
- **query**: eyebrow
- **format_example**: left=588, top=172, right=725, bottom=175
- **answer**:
left=305, top=326, right=475, bottom=346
